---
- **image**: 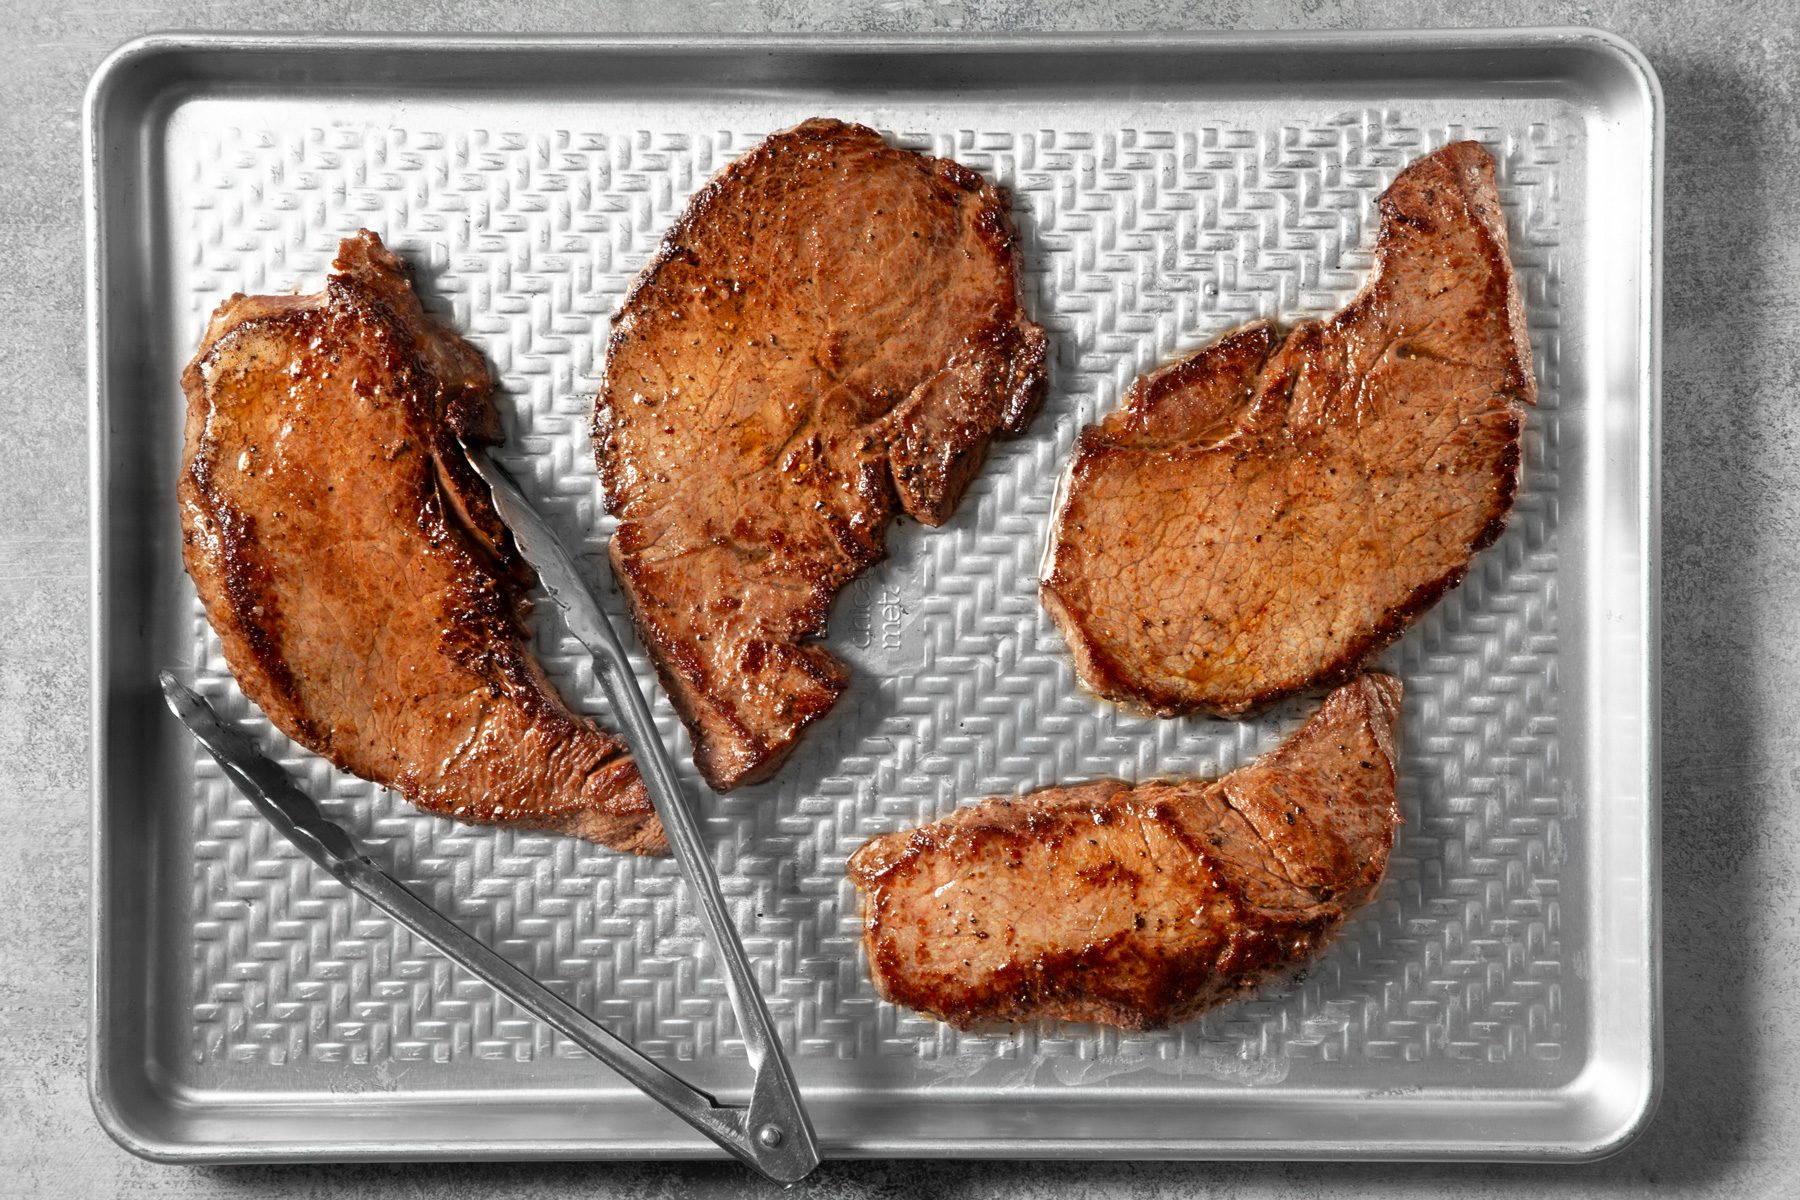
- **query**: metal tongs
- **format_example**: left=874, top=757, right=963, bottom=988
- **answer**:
left=159, top=450, right=818, bottom=1183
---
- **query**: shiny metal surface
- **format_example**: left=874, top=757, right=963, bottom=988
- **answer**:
left=86, top=30, right=1661, bottom=1162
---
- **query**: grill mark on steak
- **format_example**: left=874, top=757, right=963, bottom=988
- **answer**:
left=847, top=675, right=1402, bottom=1030
left=1042, top=141, right=1535, bottom=716
left=179, top=230, right=665, bottom=854
left=595, top=118, right=1048, bottom=791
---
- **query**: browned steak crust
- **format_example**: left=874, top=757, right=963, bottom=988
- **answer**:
left=848, top=675, right=1403, bottom=1030
left=595, top=118, right=1048, bottom=791
left=1042, top=141, right=1535, bottom=715
left=180, top=231, right=664, bottom=854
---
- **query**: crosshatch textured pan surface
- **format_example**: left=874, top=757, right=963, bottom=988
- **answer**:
left=186, top=105, right=1566, bottom=1071
left=91, top=34, right=1659, bottom=1160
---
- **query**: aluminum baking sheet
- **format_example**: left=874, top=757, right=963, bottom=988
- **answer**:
left=86, top=31, right=1661, bottom=1162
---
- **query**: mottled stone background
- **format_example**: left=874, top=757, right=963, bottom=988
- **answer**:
left=1, top=1, right=1792, bottom=1196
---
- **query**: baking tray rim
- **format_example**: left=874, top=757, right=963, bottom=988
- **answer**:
left=84, top=26, right=1664, bottom=1164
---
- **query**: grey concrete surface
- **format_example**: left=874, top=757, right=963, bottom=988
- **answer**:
left=2, top=0, right=1794, bottom=1196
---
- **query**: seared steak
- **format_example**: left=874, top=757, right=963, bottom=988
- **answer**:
left=848, top=675, right=1402, bottom=1030
left=180, top=231, right=664, bottom=854
left=595, top=118, right=1048, bottom=791
left=1043, top=142, right=1534, bottom=715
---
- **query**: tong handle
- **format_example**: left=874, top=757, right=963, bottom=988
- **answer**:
left=161, top=674, right=816, bottom=1182
left=479, top=493, right=817, bottom=1176
left=457, top=448, right=814, bottom=1178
